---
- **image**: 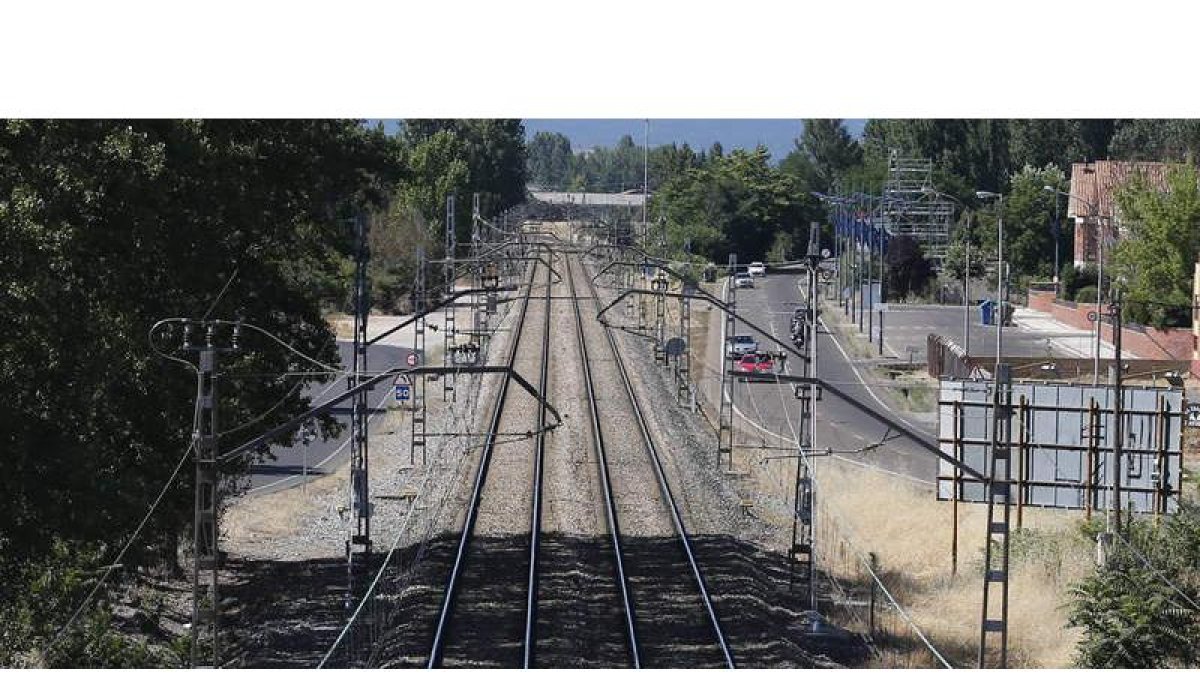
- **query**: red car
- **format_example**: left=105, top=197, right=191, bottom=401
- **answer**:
left=735, top=352, right=775, bottom=374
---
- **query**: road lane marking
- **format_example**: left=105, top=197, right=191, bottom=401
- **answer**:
left=798, top=277, right=936, bottom=443
left=247, top=384, right=394, bottom=495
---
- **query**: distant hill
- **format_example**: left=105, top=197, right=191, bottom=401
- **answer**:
left=524, top=119, right=866, bottom=164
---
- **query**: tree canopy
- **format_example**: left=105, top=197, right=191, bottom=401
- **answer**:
left=0, top=120, right=405, bottom=663
left=651, top=147, right=823, bottom=263
left=1110, top=164, right=1200, bottom=328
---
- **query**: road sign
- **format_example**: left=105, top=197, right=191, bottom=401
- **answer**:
left=394, top=384, right=411, bottom=401
left=664, top=337, right=687, bottom=357
left=406, top=352, right=418, bottom=367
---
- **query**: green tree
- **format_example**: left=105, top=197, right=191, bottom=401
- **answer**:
left=885, top=235, right=934, bottom=299
left=1068, top=502, right=1200, bottom=668
left=0, top=120, right=401, bottom=661
left=401, top=119, right=527, bottom=219
left=526, top=131, right=574, bottom=188
left=996, top=164, right=1069, bottom=280
left=1008, top=119, right=1115, bottom=171
left=652, top=147, right=822, bottom=264
left=1109, top=119, right=1200, bottom=163
left=796, top=119, right=862, bottom=192
left=1110, top=164, right=1200, bottom=327
left=862, top=119, right=1011, bottom=193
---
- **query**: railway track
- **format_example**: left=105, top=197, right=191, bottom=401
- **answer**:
left=422, top=243, right=733, bottom=668
left=426, top=252, right=551, bottom=667
left=573, top=252, right=734, bottom=668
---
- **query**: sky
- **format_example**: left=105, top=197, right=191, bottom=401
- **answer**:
left=376, top=119, right=867, bottom=165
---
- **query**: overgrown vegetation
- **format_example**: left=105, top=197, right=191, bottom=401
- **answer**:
left=1068, top=503, right=1200, bottom=668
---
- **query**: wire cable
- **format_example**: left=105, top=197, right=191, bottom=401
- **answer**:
left=46, top=373, right=201, bottom=654
left=202, top=267, right=240, bottom=321
left=212, top=320, right=344, bottom=374
left=1111, top=527, right=1200, bottom=614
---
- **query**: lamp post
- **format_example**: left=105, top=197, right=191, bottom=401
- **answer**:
left=976, top=191, right=1004, bottom=379
left=1044, top=186, right=1104, bottom=385
left=924, top=187, right=973, bottom=356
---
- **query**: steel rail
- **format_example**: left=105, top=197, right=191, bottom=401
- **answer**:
left=566, top=254, right=643, bottom=667
left=523, top=250, right=555, bottom=667
left=581, top=255, right=736, bottom=668
left=426, top=259, right=540, bottom=667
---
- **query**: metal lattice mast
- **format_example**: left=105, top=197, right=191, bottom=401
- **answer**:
left=677, top=239, right=693, bottom=402
left=653, top=271, right=667, bottom=363
left=793, top=223, right=825, bottom=607
left=411, top=246, right=428, bottom=464
left=443, top=195, right=457, bottom=402
left=471, top=194, right=487, bottom=343
left=717, top=253, right=737, bottom=469
left=345, top=212, right=372, bottom=656
left=186, top=321, right=238, bottom=667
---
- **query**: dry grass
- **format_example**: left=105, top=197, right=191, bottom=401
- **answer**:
left=813, top=458, right=1092, bottom=667
left=872, top=367, right=937, bottom=414
left=223, top=469, right=347, bottom=555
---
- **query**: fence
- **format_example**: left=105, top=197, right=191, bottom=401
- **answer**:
left=815, top=499, right=954, bottom=668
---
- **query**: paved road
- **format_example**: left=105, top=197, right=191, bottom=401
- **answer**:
left=718, top=272, right=941, bottom=484
left=245, top=341, right=411, bottom=495
left=852, top=301, right=1083, bottom=364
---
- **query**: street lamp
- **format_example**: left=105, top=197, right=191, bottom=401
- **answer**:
left=923, top=187, right=974, bottom=356
left=1044, top=185, right=1105, bottom=385
left=1041, top=185, right=1064, bottom=285
left=976, top=191, right=1004, bottom=380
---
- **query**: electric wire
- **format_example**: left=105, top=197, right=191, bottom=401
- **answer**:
left=201, top=267, right=240, bottom=321
left=1110, top=527, right=1200, bottom=614
left=47, top=373, right=202, bottom=655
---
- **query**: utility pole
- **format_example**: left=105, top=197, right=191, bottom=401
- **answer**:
left=472, top=193, right=483, bottom=342
left=1091, top=292, right=1125, bottom=550
left=978, top=192, right=1011, bottom=669
left=181, top=319, right=240, bottom=668
left=412, top=246, right=428, bottom=465
left=345, top=212, right=372, bottom=657
left=642, top=118, right=649, bottom=240
left=790, top=222, right=827, bottom=610
left=867, top=198, right=875, bottom=343
left=677, top=238, right=693, bottom=402
left=444, top=195, right=457, bottom=402
left=717, top=253, right=737, bottom=469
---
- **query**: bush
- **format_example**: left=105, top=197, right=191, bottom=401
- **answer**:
left=1068, top=501, right=1200, bottom=667
left=1074, top=285, right=1098, bottom=304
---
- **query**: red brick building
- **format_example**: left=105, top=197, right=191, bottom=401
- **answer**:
left=1069, top=160, right=1171, bottom=267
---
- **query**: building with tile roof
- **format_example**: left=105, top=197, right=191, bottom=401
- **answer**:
left=1069, top=160, right=1172, bottom=267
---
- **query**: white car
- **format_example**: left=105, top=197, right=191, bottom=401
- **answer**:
left=748, top=261, right=767, bottom=277
left=726, top=334, right=759, bottom=359
left=734, top=272, right=754, bottom=289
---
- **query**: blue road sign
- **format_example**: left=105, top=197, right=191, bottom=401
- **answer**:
left=395, top=384, right=411, bottom=401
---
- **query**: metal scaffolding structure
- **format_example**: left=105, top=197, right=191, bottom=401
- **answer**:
left=880, top=151, right=956, bottom=264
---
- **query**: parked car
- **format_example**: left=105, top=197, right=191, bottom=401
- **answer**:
left=748, top=261, right=767, bottom=277
left=735, top=351, right=776, bottom=373
left=726, top=334, right=759, bottom=359
left=734, top=272, right=754, bottom=289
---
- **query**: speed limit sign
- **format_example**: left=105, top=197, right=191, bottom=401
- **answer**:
left=406, top=352, right=419, bottom=367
